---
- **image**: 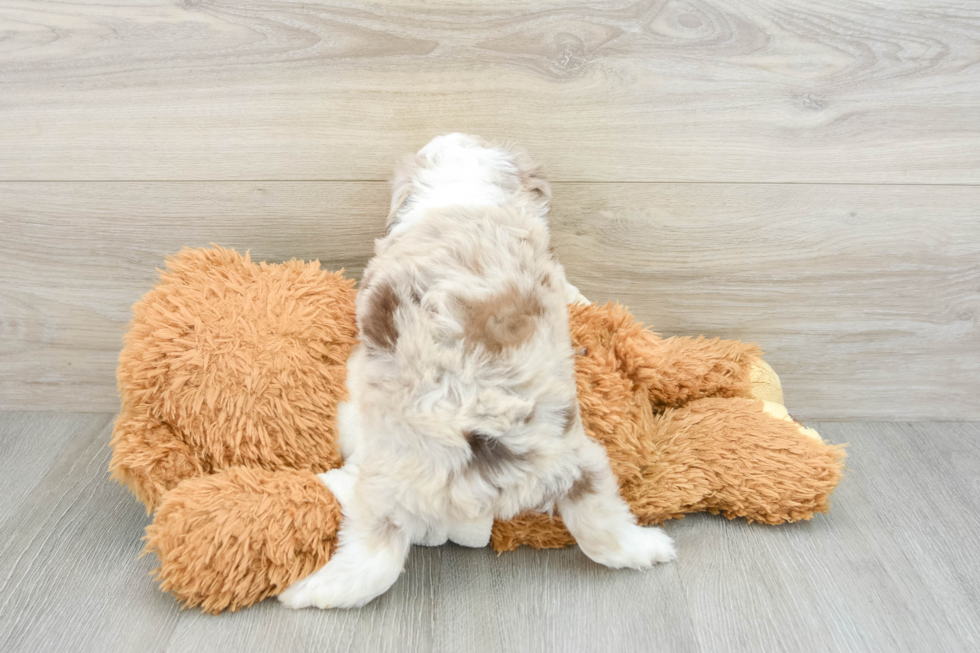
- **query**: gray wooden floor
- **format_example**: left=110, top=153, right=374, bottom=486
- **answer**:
left=0, top=413, right=977, bottom=652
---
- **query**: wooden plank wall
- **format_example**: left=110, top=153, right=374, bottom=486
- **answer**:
left=1, top=1, right=978, bottom=418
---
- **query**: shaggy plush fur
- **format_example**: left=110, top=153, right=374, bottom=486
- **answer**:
left=110, top=246, right=357, bottom=510
left=115, top=246, right=846, bottom=613
left=491, top=397, right=846, bottom=551
left=147, top=467, right=339, bottom=613
left=490, top=304, right=844, bottom=550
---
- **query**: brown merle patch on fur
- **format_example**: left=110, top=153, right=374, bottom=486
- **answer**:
left=463, top=285, right=543, bottom=354
left=565, top=471, right=596, bottom=503
left=466, top=430, right=522, bottom=476
left=377, top=516, right=399, bottom=537
left=522, top=405, right=536, bottom=425
left=367, top=516, right=400, bottom=547
left=361, top=282, right=400, bottom=351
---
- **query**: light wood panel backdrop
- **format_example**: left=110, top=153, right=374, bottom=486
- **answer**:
left=1, top=1, right=978, bottom=418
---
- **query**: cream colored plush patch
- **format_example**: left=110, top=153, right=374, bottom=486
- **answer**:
left=749, top=358, right=784, bottom=404
left=762, top=400, right=822, bottom=441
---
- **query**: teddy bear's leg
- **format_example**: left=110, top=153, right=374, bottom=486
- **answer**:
left=278, top=468, right=413, bottom=609
left=556, top=436, right=676, bottom=568
left=630, top=397, right=845, bottom=525
left=144, top=466, right=340, bottom=613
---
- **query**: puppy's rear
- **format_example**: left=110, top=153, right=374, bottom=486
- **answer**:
left=279, top=134, right=674, bottom=611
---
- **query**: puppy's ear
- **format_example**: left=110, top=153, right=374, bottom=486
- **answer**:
left=387, top=154, right=421, bottom=234
left=501, top=142, right=551, bottom=202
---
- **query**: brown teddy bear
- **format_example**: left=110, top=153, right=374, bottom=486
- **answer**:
left=110, top=246, right=845, bottom=613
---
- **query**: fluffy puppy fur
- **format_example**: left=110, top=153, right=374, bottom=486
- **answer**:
left=279, top=133, right=675, bottom=610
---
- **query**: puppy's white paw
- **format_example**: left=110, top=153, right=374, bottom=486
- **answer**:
left=446, top=514, right=493, bottom=548
left=278, top=552, right=399, bottom=609
left=336, top=400, right=364, bottom=462
left=306, top=574, right=388, bottom=609
left=585, top=525, right=676, bottom=569
left=415, top=524, right=449, bottom=547
left=277, top=571, right=319, bottom=609
left=278, top=575, right=367, bottom=610
left=318, top=467, right=358, bottom=507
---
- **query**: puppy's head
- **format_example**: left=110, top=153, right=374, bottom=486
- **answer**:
left=387, top=133, right=550, bottom=235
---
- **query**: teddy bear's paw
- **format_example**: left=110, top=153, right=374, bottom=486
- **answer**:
left=749, top=358, right=784, bottom=404
left=587, top=524, right=676, bottom=569
left=761, top=401, right=822, bottom=441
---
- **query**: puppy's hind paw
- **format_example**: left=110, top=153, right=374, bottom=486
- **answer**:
left=587, top=525, right=676, bottom=569
left=277, top=577, right=316, bottom=609
left=277, top=562, right=387, bottom=610
left=628, top=525, right=677, bottom=567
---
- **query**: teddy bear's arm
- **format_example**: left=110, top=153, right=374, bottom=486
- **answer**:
left=629, top=334, right=770, bottom=408
left=628, top=397, right=845, bottom=525
left=568, top=302, right=778, bottom=409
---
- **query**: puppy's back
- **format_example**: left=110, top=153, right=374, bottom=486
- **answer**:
left=354, top=206, right=576, bottom=454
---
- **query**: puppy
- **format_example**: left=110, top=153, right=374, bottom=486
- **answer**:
left=279, top=133, right=675, bottom=609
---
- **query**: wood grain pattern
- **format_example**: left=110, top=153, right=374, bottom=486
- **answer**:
left=2, top=181, right=977, bottom=419
left=0, top=413, right=182, bottom=653
left=839, top=421, right=980, bottom=649
left=676, top=421, right=980, bottom=652
left=0, top=1, right=978, bottom=182
left=554, top=182, right=980, bottom=421
left=0, top=412, right=110, bottom=526
left=0, top=181, right=386, bottom=413
left=1, top=414, right=978, bottom=652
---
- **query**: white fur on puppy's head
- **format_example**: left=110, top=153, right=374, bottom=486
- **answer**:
left=387, top=133, right=550, bottom=235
